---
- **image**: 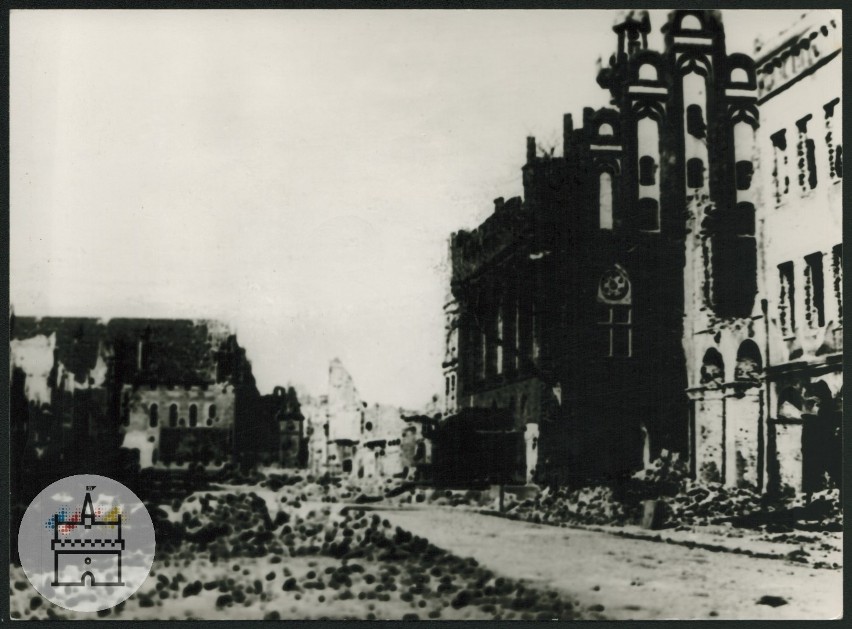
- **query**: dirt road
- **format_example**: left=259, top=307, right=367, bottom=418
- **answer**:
left=376, top=507, right=842, bottom=620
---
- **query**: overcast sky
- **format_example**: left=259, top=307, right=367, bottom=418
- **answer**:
left=10, top=9, right=810, bottom=408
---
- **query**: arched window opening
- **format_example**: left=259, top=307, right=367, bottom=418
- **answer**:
left=730, top=67, right=749, bottom=84
left=734, top=341, right=762, bottom=381
left=149, top=403, right=158, bottom=428
left=639, top=156, right=656, bottom=186
left=700, top=348, right=725, bottom=386
left=208, top=404, right=217, bottom=419
left=736, top=160, right=754, bottom=191
left=599, top=172, right=613, bottom=230
left=687, top=158, right=704, bottom=188
left=189, top=404, right=198, bottom=427
left=598, top=123, right=614, bottom=137
left=686, top=105, right=706, bottom=138
left=638, top=63, right=657, bottom=82
left=169, top=403, right=178, bottom=427
left=680, top=14, right=703, bottom=30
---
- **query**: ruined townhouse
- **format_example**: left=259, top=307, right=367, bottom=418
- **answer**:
left=446, top=9, right=842, bottom=494
left=9, top=317, right=279, bottom=488
left=306, top=358, right=407, bottom=479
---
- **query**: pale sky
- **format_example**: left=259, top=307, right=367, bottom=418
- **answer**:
left=10, top=9, right=809, bottom=408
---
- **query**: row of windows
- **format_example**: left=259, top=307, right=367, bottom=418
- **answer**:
left=770, top=98, right=842, bottom=205
left=463, top=296, right=540, bottom=384
left=700, top=340, right=763, bottom=386
left=778, top=244, right=842, bottom=338
left=148, top=402, right=218, bottom=428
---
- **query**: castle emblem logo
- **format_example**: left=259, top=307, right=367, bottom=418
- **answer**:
left=18, top=475, right=155, bottom=613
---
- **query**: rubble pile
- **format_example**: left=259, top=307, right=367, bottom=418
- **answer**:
left=664, top=482, right=765, bottom=527
left=18, top=488, right=580, bottom=620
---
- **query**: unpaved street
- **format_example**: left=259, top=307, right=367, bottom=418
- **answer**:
left=377, top=507, right=842, bottom=620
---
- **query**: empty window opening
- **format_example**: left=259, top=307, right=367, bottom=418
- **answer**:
left=730, top=67, right=749, bottom=84
left=778, top=387, right=803, bottom=420
left=208, top=404, right=216, bottom=419
left=687, top=158, right=704, bottom=188
left=638, top=63, right=657, bottom=81
left=639, top=156, right=656, bottom=186
left=496, top=310, right=503, bottom=375
left=804, top=252, right=826, bottom=328
left=735, top=160, right=754, bottom=191
left=149, top=404, right=158, bottom=428
left=599, top=172, right=613, bottom=229
left=169, top=403, right=178, bottom=428
left=700, top=348, right=725, bottom=386
left=734, top=341, right=762, bottom=381
left=189, top=404, right=198, bottom=427
left=733, top=202, right=755, bottom=236
left=778, top=261, right=796, bottom=336
left=686, top=105, right=706, bottom=138
left=832, top=244, right=843, bottom=320
left=598, top=123, right=614, bottom=137
left=680, top=14, right=703, bottom=30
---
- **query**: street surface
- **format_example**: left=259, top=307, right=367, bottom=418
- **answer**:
left=377, top=507, right=842, bottom=620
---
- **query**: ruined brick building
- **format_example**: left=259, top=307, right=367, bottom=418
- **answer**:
left=304, top=358, right=407, bottom=479
left=687, top=11, right=842, bottom=495
left=9, top=316, right=282, bottom=507
left=445, top=10, right=842, bottom=494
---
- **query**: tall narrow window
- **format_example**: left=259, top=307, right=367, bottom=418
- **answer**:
left=208, top=403, right=217, bottom=419
left=770, top=129, right=789, bottom=203
left=597, top=266, right=632, bottom=358
left=639, top=156, right=656, bottom=186
left=599, top=172, right=613, bottom=229
left=513, top=298, right=520, bottom=372
left=189, top=404, right=198, bottom=427
left=495, top=309, right=503, bottom=375
left=778, top=262, right=796, bottom=336
left=804, top=252, right=825, bottom=328
left=149, top=403, right=158, bottom=428
left=796, top=115, right=817, bottom=192
left=169, top=403, right=178, bottom=427
left=531, top=302, right=540, bottom=360
left=735, top=160, right=754, bottom=191
left=687, top=158, right=704, bottom=188
left=686, top=104, right=705, bottom=138
left=824, top=98, right=842, bottom=180
left=832, top=244, right=843, bottom=320
left=597, top=305, right=632, bottom=357
left=480, top=330, right=487, bottom=380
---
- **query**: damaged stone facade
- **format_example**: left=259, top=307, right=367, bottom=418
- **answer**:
left=447, top=10, right=842, bottom=495
left=304, top=358, right=408, bottom=480
left=685, top=11, right=842, bottom=495
left=8, top=317, right=279, bottom=488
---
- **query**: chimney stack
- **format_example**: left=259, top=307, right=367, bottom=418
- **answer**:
left=526, top=136, right=536, bottom=164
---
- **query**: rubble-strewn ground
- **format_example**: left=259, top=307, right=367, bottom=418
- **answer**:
left=10, top=465, right=842, bottom=620
left=10, top=475, right=582, bottom=621
left=376, top=507, right=843, bottom=620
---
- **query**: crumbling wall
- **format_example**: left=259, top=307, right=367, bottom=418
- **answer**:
left=724, top=392, right=761, bottom=489
left=772, top=421, right=803, bottom=493
left=694, top=395, right=724, bottom=483
left=10, top=333, right=56, bottom=406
